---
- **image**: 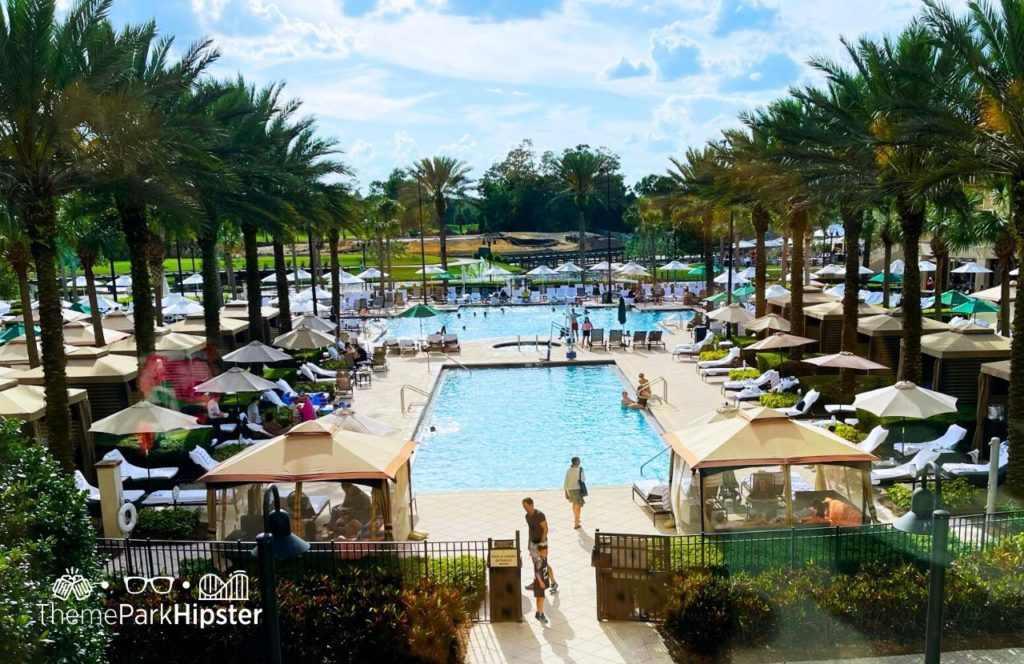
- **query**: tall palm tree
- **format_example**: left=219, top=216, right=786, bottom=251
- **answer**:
left=411, top=156, right=472, bottom=271
left=554, top=150, right=607, bottom=267
left=0, top=0, right=138, bottom=470
left=60, top=195, right=120, bottom=346
left=0, top=219, right=38, bottom=366
left=667, top=146, right=722, bottom=299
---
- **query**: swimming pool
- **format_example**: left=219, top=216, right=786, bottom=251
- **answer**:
left=386, top=305, right=693, bottom=342
left=413, top=365, right=669, bottom=492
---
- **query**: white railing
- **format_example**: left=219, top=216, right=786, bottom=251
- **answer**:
left=400, top=384, right=430, bottom=416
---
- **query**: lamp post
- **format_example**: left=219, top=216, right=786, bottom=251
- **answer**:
left=176, top=242, right=185, bottom=296
left=604, top=168, right=613, bottom=304
left=252, top=486, right=309, bottom=664
left=417, top=180, right=428, bottom=303
left=307, top=230, right=318, bottom=317
left=727, top=210, right=735, bottom=305
left=893, top=461, right=949, bottom=664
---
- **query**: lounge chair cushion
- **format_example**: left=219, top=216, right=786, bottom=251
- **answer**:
left=102, top=450, right=179, bottom=481
left=142, top=489, right=208, bottom=506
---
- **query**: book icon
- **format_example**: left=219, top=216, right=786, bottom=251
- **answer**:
left=197, top=571, right=249, bottom=601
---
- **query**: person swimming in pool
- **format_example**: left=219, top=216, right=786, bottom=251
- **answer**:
left=620, top=391, right=643, bottom=410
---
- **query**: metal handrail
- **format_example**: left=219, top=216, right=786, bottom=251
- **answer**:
left=640, top=445, right=670, bottom=479
left=401, top=384, right=430, bottom=415
left=647, top=377, right=668, bottom=403
left=439, top=354, right=472, bottom=372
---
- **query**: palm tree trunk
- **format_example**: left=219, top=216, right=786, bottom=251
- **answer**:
left=897, top=195, right=925, bottom=384
left=702, top=211, right=714, bottom=297
left=242, top=225, right=263, bottom=343
left=790, top=209, right=807, bottom=361
left=862, top=232, right=873, bottom=269
left=327, top=228, right=341, bottom=339
left=932, top=239, right=948, bottom=321
left=272, top=239, right=292, bottom=333
left=996, top=232, right=1014, bottom=336
left=840, top=207, right=863, bottom=395
left=437, top=202, right=449, bottom=271
left=1004, top=182, right=1024, bottom=497
left=224, top=242, right=237, bottom=300
left=82, top=259, right=105, bottom=347
left=117, top=200, right=156, bottom=363
left=147, top=237, right=165, bottom=329
left=13, top=260, right=39, bottom=367
left=752, top=204, right=769, bottom=317
left=578, top=207, right=586, bottom=268
left=882, top=239, right=893, bottom=309
left=24, top=194, right=73, bottom=471
left=199, top=224, right=222, bottom=359
left=780, top=235, right=789, bottom=289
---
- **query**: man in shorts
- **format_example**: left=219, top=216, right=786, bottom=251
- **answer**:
left=522, top=497, right=558, bottom=594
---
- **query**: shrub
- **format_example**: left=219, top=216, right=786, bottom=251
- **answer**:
left=940, top=478, right=984, bottom=512
left=295, top=381, right=336, bottom=400
left=664, top=569, right=739, bottom=656
left=100, top=427, right=213, bottom=463
left=755, top=352, right=784, bottom=373
left=699, top=349, right=728, bottom=362
left=800, top=374, right=893, bottom=407
left=728, top=368, right=761, bottom=381
left=211, top=444, right=246, bottom=462
left=732, top=335, right=758, bottom=349
left=887, top=484, right=913, bottom=511
left=134, top=507, right=199, bottom=539
left=263, top=367, right=298, bottom=384
left=759, top=392, right=799, bottom=409
left=833, top=423, right=865, bottom=443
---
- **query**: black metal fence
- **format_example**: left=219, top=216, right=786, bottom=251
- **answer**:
left=97, top=537, right=494, bottom=621
left=594, top=510, right=1024, bottom=621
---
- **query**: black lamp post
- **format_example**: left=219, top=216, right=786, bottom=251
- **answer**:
left=893, top=461, right=949, bottom=664
left=176, top=242, right=185, bottom=296
left=604, top=169, right=613, bottom=304
left=417, top=180, right=428, bottom=303
left=252, top=486, right=309, bottom=664
left=307, top=230, right=319, bottom=317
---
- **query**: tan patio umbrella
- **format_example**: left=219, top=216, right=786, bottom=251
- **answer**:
left=291, top=314, right=335, bottom=333
left=89, top=399, right=202, bottom=435
left=852, top=381, right=957, bottom=419
left=744, top=332, right=816, bottom=351
left=61, top=320, right=131, bottom=346
left=803, top=351, right=888, bottom=371
left=223, top=341, right=293, bottom=364
left=193, top=367, right=278, bottom=394
left=317, top=408, right=400, bottom=437
left=273, top=325, right=335, bottom=350
left=743, top=314, right=790, bottom=334
left=706, top=303, right=755, bottom=324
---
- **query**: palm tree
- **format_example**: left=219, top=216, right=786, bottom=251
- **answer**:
left=411, top=156, right=472, bottom=271
left=60, top=195, right=120, bottom=346
left=0, top=0, right=139, bottom=470
left=667, top=146, right=722, bottom=299
left=554, top=150, right=607, bottom=268
left=876, top=207, right=901, bottom=309
left=362, top=195, right=404, bottom=299
left=0, top=220, right=39, bottom=366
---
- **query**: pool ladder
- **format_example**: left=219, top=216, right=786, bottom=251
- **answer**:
left=401, top=385, right=430, bottom=416
left=640, top=446, right=670, bottom=480
left=646, top=376, right=668, bottom=404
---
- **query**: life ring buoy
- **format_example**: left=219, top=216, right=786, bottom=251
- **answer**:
left=118, top=502, right=138, bottom=534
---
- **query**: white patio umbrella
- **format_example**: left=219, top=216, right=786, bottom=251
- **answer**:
left=222, top=341, right=293, bottom=364
left=289, top=299, right=316, bottom=313
left=356, top=268, right=387, bottom=280
left=482, top=266, right=512, bottom=278
left=90, top=400, right=202, bottom=435
left=853, top=380, right=958, bottom=452
left=274, top=325, right=335, bottom=350
left=290, top=268, right=312, bottom=281
left=291, top=314, right=334, bottom=333
left=739, top=266, right=758, bottom=279
left=706, top=303, right=754, bottom=324
left=918, top=261, right=937, bottom=272
left=193, top=367, right=278, bottom=394
left=764, top=284, right=790, bottom=298
left=527, top=265, right=558, bottom=277
left=80, top=295, right=122, bottom=312
left=162, top=299, right=203, bottom=317
left=181, top=273, right=203, bottom=286
left=113, top=275, right=133, bottom=287
left=858, top=265, right=875, bottom=275
left=951, top=262, right=993, bottom=274
left=324, top=270, right=366, bottom=286
left=813, top=264, right=843, bottom=277
left=161, top=293, right=189, bottom=307
left=554, top=262, right=584, bottom=274
left=66, top=276, right=88, bottom=288
left=713, top=270, right=748, bottom=285
left=261, top=272, right=286, bottom=283
left=660, top=260, right=688, bottom=271
left=589, top=261, right=614, bottom=272
left=416, top=265, right=448, bottom=276
left=1011, top=267, right=1019, bottom=277
left=61, top=309, right=90, bottom=323
left=294, top=286, right=332, bottom=301
left=617, top=263, right=651, bottom=277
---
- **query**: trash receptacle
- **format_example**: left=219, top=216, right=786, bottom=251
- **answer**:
left=693, top=325, right=707, bottom=343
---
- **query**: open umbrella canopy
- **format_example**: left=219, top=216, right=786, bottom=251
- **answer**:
left=713, top=270, right=748, bottom=285
left=222, top=341, right=293, bottom=364
left=527, top=265, right=558, bottom=277
left=803, top=351, right=887, bottom=371
left=289, top=299, right=316, bottom=314
left=853, top=381, right=957, bottom=419
left=0, top=324, right=40, bottom=344
left=868, top=272, right=902, bottom=284
left=291, top=268, right=312, bottom=281
left=90, top=400, right=202, bottom=435
left=162, top=299, right=203, bottom=316
left=918, top=261, right=937, bottom=272
left=482, top=266, right=513, bottom=277
left=193, top=367, right=278, bottom=394
left=416, top=265, right=448, bottom=275
left=318, top=408, right=400, bottom=437
left=661, top=260, right=688, bottom=271
left=732, top=285, right=756, bottom=297
left=356, top=268, right=387, bottom=280
left=68, top=302, right=90, bottom=314
left=703, top=291, right=728, bottom=304
left=274, top=325, right=335, bottom=350
left=764, top=284, right=790, bottom=298
left=951, top=298, right=999, bottom=315
left=688, top=265, right=719, bottom=277
left=291, top=314, right=334, bottom=333
left=181, top=273, right=203, bottom=286
left=113, top=275, right=133, bottom=287
left=61, top=321, right=131, bottom=346
left=0, top=384, right=87, bottom=421
left=326, top=270, right=365, bottom=285
left=554, top=262, right=584, bottom=274
left=745, top=332, right=816, bottom=351
left=743, top=314, right=790, bottom=334
left=400, top=303, right=440, bottom=319
left=738, top=267, right=757, bottom=279
left=617, top=263, right=651, bottom=277
left=294, top=286, right=332, bottom=301
left=813, top=264, right=843, bottom=277
left=706, top=303, right=755, bottom=324
left=951, top=262, right=992, bottom=274
left=940, top=290, right=973, bottom=307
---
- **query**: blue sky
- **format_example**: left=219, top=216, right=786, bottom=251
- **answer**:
left=106, top=0, right=963, bottom=190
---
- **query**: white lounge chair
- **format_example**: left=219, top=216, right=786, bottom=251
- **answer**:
left=142, top=488, right=209, bottom=506
left=189, top=446, right=218, bottom=473
left=398, top=338, right=419, bottom=355
left=856, top=426, right=889, bottom=454
left=872, top=449, right=943, bottom=485
left=777, top=389, right=820, bottom=418
left=723, top=370, right=779, bottom=393
left=941, top=442, right=1009, bottom=479
left=897, top=424, right=968, bottom=456
left=102, top=449, right=179, bottom=482
left=734, top=385, right=766, bottom=400
left=276, top=378, right=298, bottom=397
left=697, top=346, right=741, bottom=371
left=671, top=334, right=713, bottom=359
left=307, top=362, right=337, bottom=378
left=299, top=364, right=335, bottom=384
left=74, top=470, right=145, bottom=503
left=263, top=389, right=286, bottom=408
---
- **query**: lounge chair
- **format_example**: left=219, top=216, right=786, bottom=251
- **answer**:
left=326, top=345, right=342, bottom=361
left=777, top=389, right=820, bottom=418
left=856, top=426, right=890, bottom=454
left=608, top=329, right=625, bottom=349
left=442, top=334, right=461, bottom=353
left=74, top=470, right=145, bottom=503
left=671, top=334, right=713, bottom=360
left=189, top=446, right=218, bottom=473
left=896, top=424, right=968, bottom=456
left=336, top=372, right=354, bottom=400
left=307, top=362, right=337, bottom=378
left=941, top=442, right=1009, bottom=481
left=299, top=364, right=335, bottom=384
left=276, top=378, right=298, bottom=397
left=590, top=328, right=606, bottom=350
left=872, top=449, right=943, bottom=485
left=425, top=334, right=444, bottom=352
left=646, top=330, right=665, bottom=350
left=631, top=479, right=672, bottom=526
left=723, top=369, right=779, bottom=393
left=697, top=346, right=741, bottom=371
left=383, top=339, right=401, bottom=355
left=263, top=389, right=287, bottom=408
left=398, top=338, right=419, bottom=355
left=733, top=385, right=767, bottom=401
left=371, top=347, right=389, bottom=372
left=102, top=449, right=179, bottom=482
left=142, top=487, right=209, bottom=507
left=631, top=331, right=647, bottom=348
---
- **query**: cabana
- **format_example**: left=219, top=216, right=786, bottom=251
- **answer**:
left=0, top=382, right=95, bottom=479
left=60, top=320, right=132, bottom=347
left=664, top=407, right=877, bottom=533
left=802, top=301, right=889, bottom=354
left=101, top=310, right=135, bottom=333
left=14, top=347, right=139, bottom=420
left=199, top=420, right=417, bottom=542
left=911, top=324, right=1011, bottom=403
left=169, top=314, right=249, bottom=350
left=108, top=328, right=205, bottom=358
left=766, top=288, right=837, bottom=319
left=857, top=312, right=947, bottom=368
left=975, top=360, right=1010, bottom=450
left=222, top=300, right=281, bottom=340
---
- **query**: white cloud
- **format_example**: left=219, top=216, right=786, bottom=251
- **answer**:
left=349, top=139, right=377, bottom=162
left=392, top=130, right=420, bottom=163
left=191, top=0, right=231, bottom=22
left=438, top=133, right=478, bottom=157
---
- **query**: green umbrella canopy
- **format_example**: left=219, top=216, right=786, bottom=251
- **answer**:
left=0, top=324, right=40, bottom=344
left=950, top=297, right=999, bottom=315
left=617, top=296, right=627, bottom=326
left=868, top=272, right=902, bottom=284
left=703, top=291, right=728, bottom=304
left=430, top=271, right=454, bottom=280
left=400, top=303, right=440, bottom=319
left=70, top=302, right=90, bottom=314
left=687, top=265, right=721, bottom=277
left=732, top=285, right=756, bottom=297
left=940, top=290, right=973, bottom=307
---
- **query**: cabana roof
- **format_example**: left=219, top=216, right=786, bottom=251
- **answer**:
left=918, top=324, right=1011, bottom=359
left=858, top=312, right=948, bottom=336
left=981, top=359, right=1011, bottom=381
left=0, top=384, right=88, bottom=421
left=101, top=311, right=136, bottom=332
left=108, top=329, right=205, bottom=356
left=804, top=301, right=888, bottom=320
left=169, top=314, right=249, bottom=335
left=972, top=284, right=1014, bottom=303
left=15, top=349, right=138, bottom=384
left=664, top=407, right=877, bottom=469
left=222, top=301, right=280, bottom=320
left=767, top=291, right=838, bottom=307
left=198, top=420, right=417, bottom=484
left=60, top=320, right=132, bottom=346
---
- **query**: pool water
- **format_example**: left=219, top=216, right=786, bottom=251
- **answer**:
left=386, top=305, right=693, bottom=341
left=413, top=365, right=669, bottom=492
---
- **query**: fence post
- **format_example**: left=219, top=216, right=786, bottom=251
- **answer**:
left=125, top=537, right=134, bottom=577
left=832, top=527, right=840, bottom=574
left=146, top=538, right=155, bottom=577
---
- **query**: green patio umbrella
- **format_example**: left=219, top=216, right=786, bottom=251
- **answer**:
left=0, top=323, right=39, bottom=344
left=732, top=285, right=755, bottom=297
left=868, top=272, right=902, bottom=284
left=401, top=303, right=441, bottom=367
left=703, top=291, right=728, bottom=304
left=687, top=264, right=721, bottom=277
left=951, top=297, right=999, bottom=319
left=617, top=296, right=627, bottom=329
left=940, top=290, right=972, bottom=307
left=430, top=271, right=454, bottom=281
left=70, top=301, right=90, bottom=314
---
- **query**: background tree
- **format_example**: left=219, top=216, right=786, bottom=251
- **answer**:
left=411, top=156, right=472, bottom=272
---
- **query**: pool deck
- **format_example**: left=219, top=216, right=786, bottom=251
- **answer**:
left=353, top=328, right=728, bottom=663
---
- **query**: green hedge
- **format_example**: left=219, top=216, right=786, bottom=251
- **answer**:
left=728, top=368, right=761, bottom=381
left=800, top=374, right=894, bottom=407
left=134, top=508, right=200, bottom=539
left=699, top=349, right=729, bottom=362
left=97, top=428, right=214, bottom=464
left=758, top=392, right=799, bottom=409
left=887, top=478, right=984, bottom=514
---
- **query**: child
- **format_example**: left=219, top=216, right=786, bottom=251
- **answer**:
left=533, top=543, right=553, bottom=624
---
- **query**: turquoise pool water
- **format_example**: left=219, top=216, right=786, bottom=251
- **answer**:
left=413, top=365, right=669, bottom=492
left=386, top=305, right=693, bottom=341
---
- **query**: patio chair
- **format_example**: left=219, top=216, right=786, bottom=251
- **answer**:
left=590, top=328, right=606, bottom=350
left=326, top=345, right=341, bottom=361
left=646, top=330, right=665, bottom=350
left=777, top=389, right=820, bottom=418
left=631, top=330, right=648, bottom=348
left=941, top=442, right=1009, bottom=482
left=631, top=479, right=672, bottom=526
left=142, top=487, right=209, bottom=507
left=307, top=362, right=337, bottom=378
left=696, top=346, right=741, bottom=371
left=299, top=364, right=335, bottom=384
left=608, top=329, right=627, bottom=349
left=371, top=296, right=384, bottom=311
left=383, top=339, right=401, bottom=355
left=336, top=372, right=354, bottom=400
left=671, top=334, right=713, bottom=360
left=856, top=426, right=890, bottom=454
left=398, top=338, right=419, bottom=355
left=74, top=470, right=145, bottom=504
left=896, top=424, right=968, bottom=456
left=102, top=449, right=179, bottom=482
left=276, top=378, right=298, bottom=397
left=442, top=334, right=461, bottom=353
left=371, top=347, right=389, bottom=372
left=425, top=334, right=444, bottom=352
left=189, top=446, right=219, bottom=473
left=871, top=449, right=944, bottom=485
left=723, top=370, right=778, bottom=393
left=743, top=471, right=786, bottom=519
left=262, top=389, right=287, bottom=408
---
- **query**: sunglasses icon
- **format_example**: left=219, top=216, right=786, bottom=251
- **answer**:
left=123, top=576, right=175, bottom=595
